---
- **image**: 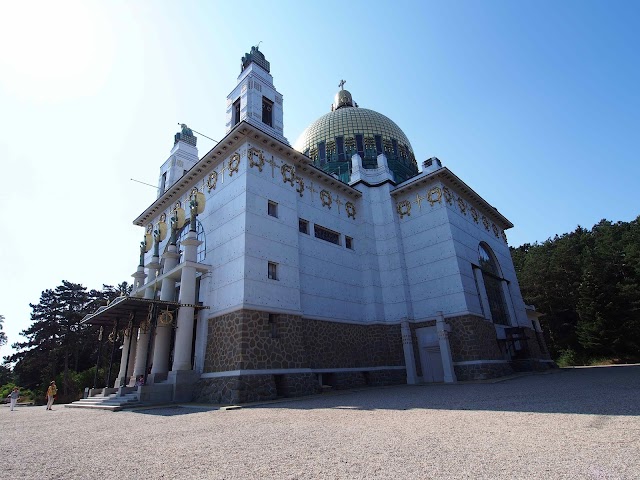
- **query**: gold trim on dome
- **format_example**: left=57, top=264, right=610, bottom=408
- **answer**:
left=482, top=216, right=489, bottom=231
left=397, top=200, right=411, bottom=218
left=228, top=153, right=241, bottom=177
left=427, top=187, right=442, bottom=206
left=457, top=197, right=467, bottom=214
left=346, top=201, right=356, bottom=219
left=281, top=163, right=295, bottom=186
left=320, top=189, right=332, bottom=209
left=248, top=147, right=265, bottom=172
left=207, top=171, right=218, bottom=191
left=295, top=177, right=305, bottom=197
left=471, top=207, right=479, bottom=223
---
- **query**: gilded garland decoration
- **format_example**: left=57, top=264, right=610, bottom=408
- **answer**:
left=295, top=177, right=305, bottom=197
left=320, top=189, right=332, bottom=209
left=443, top=187, right=453, bottom=205
left=228, top=153, right=241, bottom=177
left=248, top=147, right=265, bottom=172
left=207, top=171, right=218, bottom=191
left=470, top=207, right=479, bottom=223
left=482, top=216, right=490, bottom=231
left=281, top=163, right=295, bottom=186
left=457, top=197, right=467, bottom=214
left=492, top=223, right=499, bottom=238
left=397, top=200, right=412, bottom=218
left=345, top=201, right=356, bottom=219
left=501, top=230, right=508, bottom=243
left=157, top=308, right=175, bottom=327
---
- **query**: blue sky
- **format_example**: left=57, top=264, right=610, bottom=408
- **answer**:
left=1, top=0, right=638, bottom=359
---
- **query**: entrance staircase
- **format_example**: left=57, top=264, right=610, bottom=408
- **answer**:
left=65, top=388, right=142, bottom=411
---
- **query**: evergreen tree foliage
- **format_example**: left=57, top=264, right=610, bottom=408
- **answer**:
left=512, top=216, right=640, bottom=362
left=4, top=281, right=131, bottom=396
left=0, top=314, right=7, bottom=346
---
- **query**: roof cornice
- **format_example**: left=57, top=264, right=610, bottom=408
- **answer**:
left=390, top=167, right=514, bottom=229
left=133, top=121, right=360, bottom=227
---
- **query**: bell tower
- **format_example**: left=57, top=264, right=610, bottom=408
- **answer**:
left=157, top=124, right=199, bottom=198
left=225, top=45, right=289, bottom=145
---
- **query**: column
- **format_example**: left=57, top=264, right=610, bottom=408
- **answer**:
left=401, top=320, right=417, bottom=385
left=436, top=312, right=457, bottom=383
left=133, top=255, right=161, bottom=377
left=171, top=231, right=202, bottom=372
left=152, top=244, right=181, bottom=375
left=114, top=330, right=132, bottom=388
left=126, top=328, right=139, bottom=385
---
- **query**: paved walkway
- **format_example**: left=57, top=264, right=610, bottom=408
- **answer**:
left=1, top=366, right=638, bottom=479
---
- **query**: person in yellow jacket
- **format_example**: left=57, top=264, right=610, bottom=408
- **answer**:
left=46, top=381, right=57, bottom=410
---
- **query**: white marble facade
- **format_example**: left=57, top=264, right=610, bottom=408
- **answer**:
left=120, top=47, right=548, bottom=399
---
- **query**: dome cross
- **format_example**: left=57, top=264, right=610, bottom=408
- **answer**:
left=338, top=79, right=346, bottom=90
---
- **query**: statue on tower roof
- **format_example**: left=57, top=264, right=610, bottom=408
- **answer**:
left=241, top=43, right=270, bottom=74
left=174, top=123, right=197, bottom=146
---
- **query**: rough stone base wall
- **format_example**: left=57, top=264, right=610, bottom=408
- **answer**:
left=448, top=315, right=505, bottom=362
left=194, top=373, right=319, bottom=404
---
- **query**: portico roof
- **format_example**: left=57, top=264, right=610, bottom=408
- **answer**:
left=80, top=296, right=207, bottom=327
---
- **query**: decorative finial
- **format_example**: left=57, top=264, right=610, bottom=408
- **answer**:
left=338, top=79, right=346, bottom=90
left=256, top=41, right=262, bottom=50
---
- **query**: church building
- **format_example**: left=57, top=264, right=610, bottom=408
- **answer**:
left=82, top=46, right=554, bottom=406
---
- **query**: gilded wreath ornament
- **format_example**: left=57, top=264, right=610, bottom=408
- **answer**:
left=207, top=171, right=218, bottom=191
left=157, top=308, right=175, bottom=327
left=320, top=189, right=332, bottom=209
left=281, top=163, right=295, bottom=186
left=228, top=153, right=240, bottom=177
left=295, top=177, right=305, bottom=197
left=397, top=200, right=412, bottom=218
left=345, top=201, right=356, bottom=219
left=427, top=187, right=442, bottom=206
left=247, top=147, right=265, bottom=172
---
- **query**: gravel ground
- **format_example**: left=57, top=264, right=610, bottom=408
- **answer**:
left=1, top=365, right=639, bottom=480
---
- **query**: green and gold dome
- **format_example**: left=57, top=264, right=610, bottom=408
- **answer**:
left=294, top=86, right=419, bottom=183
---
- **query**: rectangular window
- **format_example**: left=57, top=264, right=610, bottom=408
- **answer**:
left=233, top=98, right=241, bottom=125
left=355, top=134, right=365, bottom=159
left=345, top=236, right=353, bottom=250
left=262, top=97, right=273, bottom=127
left=268, top=200, right=278, bottom=218
left=299, top=218, right=309, bottom=234
left=336, top=136, right=345, bottom=162
left=268, top=262, right=278, bottom=280
left=318, top=141, right=326, bottom=166
left=314, top=224, right=340, bottom=245
left=375, top=135, right=383, bottom=155
left=160, top=172, right=167, bottom=195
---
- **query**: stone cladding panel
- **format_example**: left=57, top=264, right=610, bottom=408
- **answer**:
left=203, top=310, right=404, bottom=373
left=194, top=373, right=320, bottom=404
left=447, top=315, right=505, bottom=362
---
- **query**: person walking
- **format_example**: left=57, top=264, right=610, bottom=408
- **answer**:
left=46, top=381, right=57, bottom=410
left=8, top=387, right=20, bottom=411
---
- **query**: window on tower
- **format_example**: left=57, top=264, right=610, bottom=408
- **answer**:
left=233, top=98, right=241, bottom=125
left=262, top=97, right=273, bottom=127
